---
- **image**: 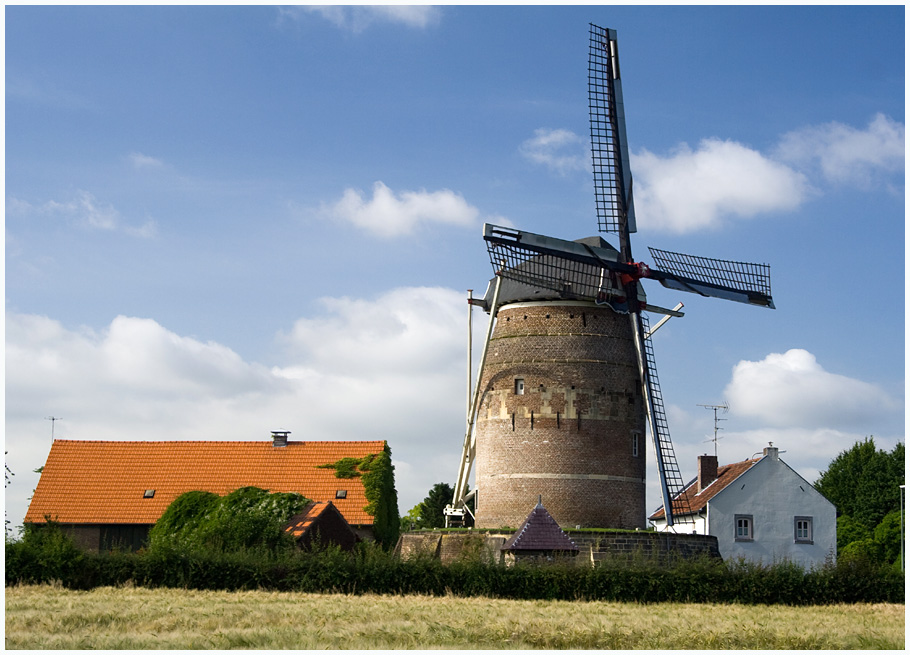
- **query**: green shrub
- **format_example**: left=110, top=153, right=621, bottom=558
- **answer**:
left=4, top=521, right=93, bottom=588
left=147, top=487, right=309, bottom=556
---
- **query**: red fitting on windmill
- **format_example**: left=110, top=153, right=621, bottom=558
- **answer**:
left=620, top=262, right=651, bottom=285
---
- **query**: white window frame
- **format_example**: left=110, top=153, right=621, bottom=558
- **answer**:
left=514, top=378, right=525, bottom=395
left=631, top=430, right=641, bottom=458
left=734, top=514, right=753, bottom=541
left=794, top=516, right=813, bottom=544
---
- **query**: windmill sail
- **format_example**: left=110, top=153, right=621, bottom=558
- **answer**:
left=589, top=24, right=635, bottom=238
left=484, top=224, right=774, bottom=310
left=648, top=247, right=775, bottom=308
left=485, top=224, right=628, bottom=299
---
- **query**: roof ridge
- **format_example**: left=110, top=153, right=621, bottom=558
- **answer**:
left=49, top=439, right=387, bottom=445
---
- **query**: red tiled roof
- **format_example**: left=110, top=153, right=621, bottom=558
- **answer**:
left=649, top=458, right=760, bottom=521
left=25, top=439, right=386, bottom=526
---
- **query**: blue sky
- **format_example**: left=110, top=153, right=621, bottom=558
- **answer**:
left=5, top=5, right=905, bottom=533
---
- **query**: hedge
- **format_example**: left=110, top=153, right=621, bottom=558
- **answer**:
left=5, top=526, right=903, bottom=604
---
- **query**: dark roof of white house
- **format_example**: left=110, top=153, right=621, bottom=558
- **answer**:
left=649, top=458, right=760, bottom=521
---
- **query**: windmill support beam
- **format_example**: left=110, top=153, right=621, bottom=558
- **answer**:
left=446, top=272, right=503, bottom=525
left=645, top=302, right=685, bottom=338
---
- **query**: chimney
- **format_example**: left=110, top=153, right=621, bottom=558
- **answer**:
left=271, top=431, right=290, bottom=448
left=763, top=443, right=779, bottom=460
left=697, top=454, right=718, bottom=493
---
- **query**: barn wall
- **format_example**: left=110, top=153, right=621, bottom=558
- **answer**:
left=62, top=524, right=102, bottom=551
left=474, top=302, right=646, bottom=529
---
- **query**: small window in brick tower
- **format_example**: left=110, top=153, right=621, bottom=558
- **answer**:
left=515, top=378, right=525, bottom=395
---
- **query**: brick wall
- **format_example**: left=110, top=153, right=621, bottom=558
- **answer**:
left=568, top=531, right=721, bottom=564
left=474, top=302, right=646, bottom=529
left=396, top=531, right=720, bottom=565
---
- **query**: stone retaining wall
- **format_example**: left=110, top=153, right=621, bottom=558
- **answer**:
left=396, top=530, right=720, bottom=566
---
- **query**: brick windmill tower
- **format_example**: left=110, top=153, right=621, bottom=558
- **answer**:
left=445, top=25, right=775, bottom=530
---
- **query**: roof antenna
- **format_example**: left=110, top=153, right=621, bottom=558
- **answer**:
left=45, top=416, right=63, bottom=441
left=697, top=403, right=728, bottom=457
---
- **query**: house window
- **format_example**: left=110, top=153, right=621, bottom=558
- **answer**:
left=514, top=378, right=525, bottom=395
left=631, top=430, right=641, bottom=458
left=734, top=514, right=753, bottom=541
left=794, top=516, right=813, bottom=544
left=335, top=489, right=347, bottom=499
left=143, top=489, right=155, bottom=498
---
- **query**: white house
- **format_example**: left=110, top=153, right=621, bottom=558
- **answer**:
left=649, top=446, right=836, bottom=568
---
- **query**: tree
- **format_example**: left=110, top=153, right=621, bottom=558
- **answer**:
left=815, top=437, right=905, bottom=566
left=815, top=437, right=904, bottom=529
left=836, top=514, right=870, bottom=552
left=873, top=509, right=903, bottom=566
left=400, top=503, right=425, bottom=532
left=417, top=482, right=455, bottom=529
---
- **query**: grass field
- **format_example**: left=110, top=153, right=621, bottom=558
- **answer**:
left=5, top=584, right=904, bottom=649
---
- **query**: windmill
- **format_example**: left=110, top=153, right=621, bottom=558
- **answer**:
left=445, top=24, right=774, bottom=530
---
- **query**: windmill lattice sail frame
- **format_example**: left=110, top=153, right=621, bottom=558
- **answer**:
left=589, top=23, right=635, bottom=237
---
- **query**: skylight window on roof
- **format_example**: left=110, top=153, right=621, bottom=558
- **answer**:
left=335, top=489, right=347, bottom=499
left=143, top=489, right=156, bottom=498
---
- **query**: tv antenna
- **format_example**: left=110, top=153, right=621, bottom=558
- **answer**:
left=697, top=403, right=728, bottom=457
left=45, top=416, right=63, bottom=441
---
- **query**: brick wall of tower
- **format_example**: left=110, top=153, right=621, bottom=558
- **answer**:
left=474, top=302, right=646, bottom=529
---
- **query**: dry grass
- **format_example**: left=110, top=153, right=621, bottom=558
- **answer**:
left=5, top=583, right=905, bottom=649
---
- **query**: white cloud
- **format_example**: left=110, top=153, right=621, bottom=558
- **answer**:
left=631, top=139, right=810, bottom=233
left=5, top=287, right=471, bottom=532
left=520, top=128, right=588, bottom=175
left=775, top=113, right=904, bottom=188
left=128, top=152, right=164, bottom=169
left=625, top=115, right=901, bottom=234
left=6, top=190, right=157, bottom=238
left=723, top=349, right=901, bottom=430
left=281, top=5, right=440, bottom=33
left=280, top=287, right=465, bottom=376
left=321, top=181, right=480, bottom=237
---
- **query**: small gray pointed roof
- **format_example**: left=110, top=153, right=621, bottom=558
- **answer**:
left=502, top=498, right=579, bottom=552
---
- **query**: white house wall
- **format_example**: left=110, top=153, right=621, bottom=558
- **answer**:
left=707, top=456, right=836, bottom=568
left=651, top=512, right=706, bottom=535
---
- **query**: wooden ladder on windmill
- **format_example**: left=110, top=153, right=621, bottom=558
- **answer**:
left=640, top=311, right=693, bottom=526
